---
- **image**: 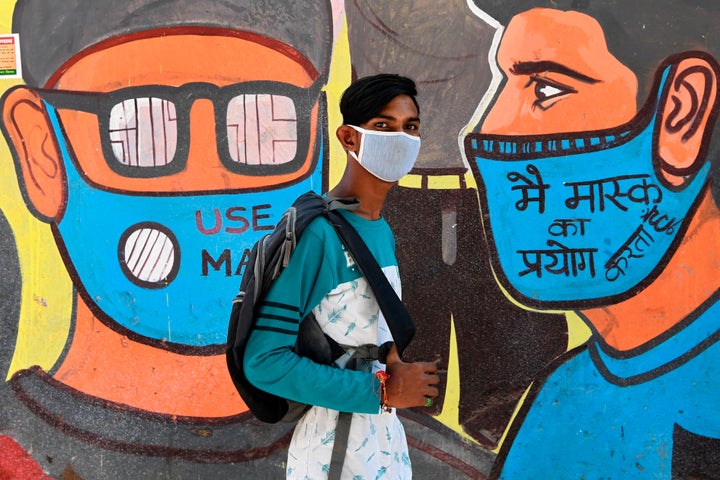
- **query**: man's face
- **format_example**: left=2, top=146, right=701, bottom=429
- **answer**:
left=344, top=93, right=421, bottom=183
left=481, top=8, right=637, bottom=135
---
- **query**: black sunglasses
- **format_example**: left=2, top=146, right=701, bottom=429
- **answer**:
left=37, top=79, right=323, bottom=178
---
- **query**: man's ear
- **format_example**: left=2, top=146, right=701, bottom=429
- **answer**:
left=336, top=124, right=360, bottom=153
left=1, top=86, right=65, bottom=221
left=657, top=55, right=720, bottom=186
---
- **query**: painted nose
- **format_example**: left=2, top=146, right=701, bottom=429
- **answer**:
left=185, top=99, right=227, bottom=180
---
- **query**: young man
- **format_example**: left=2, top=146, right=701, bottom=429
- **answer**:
left=244, top=74, right=440, bottom=479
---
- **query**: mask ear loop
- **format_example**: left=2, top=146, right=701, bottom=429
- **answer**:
left=347, top=125, right=365, bottom=164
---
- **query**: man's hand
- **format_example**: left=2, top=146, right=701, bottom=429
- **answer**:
left=384, top=344, right=440, bottom=409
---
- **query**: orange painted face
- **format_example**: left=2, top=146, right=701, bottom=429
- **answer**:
left=481, top=8, right=638, bottom=135
left=1, top=31, right=328, bottom=348
left=43, top=32, right=321, bottom=193
left=466, top=7, right=718, bottom=310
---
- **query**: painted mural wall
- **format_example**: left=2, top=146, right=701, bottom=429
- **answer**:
left=0, top=1, right=718, bottom=479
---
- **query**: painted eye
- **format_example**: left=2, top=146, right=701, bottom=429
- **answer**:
left=529, top=76, right=576, bottom=109
left=536, top=82, right=563, bottom=100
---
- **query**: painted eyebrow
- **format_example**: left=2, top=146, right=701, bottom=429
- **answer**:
left=510, top=60, right=600, bottom=84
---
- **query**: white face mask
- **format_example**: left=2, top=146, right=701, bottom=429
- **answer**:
left=347, top=125, right=421, bottom=182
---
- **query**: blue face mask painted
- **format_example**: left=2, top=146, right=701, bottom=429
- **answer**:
left=464, top=66, right=711, bottom=308
left=46, top=103, right=323, bottom=348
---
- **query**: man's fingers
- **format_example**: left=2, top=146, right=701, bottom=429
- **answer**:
left=425, top=373, right=440, bottom=386
left=419, top=361, right=438, bottom=374
left=425, top=386, right=439, bottom=398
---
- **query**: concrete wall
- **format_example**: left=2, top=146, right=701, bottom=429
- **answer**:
left=0, top=1, right=718, bottom=478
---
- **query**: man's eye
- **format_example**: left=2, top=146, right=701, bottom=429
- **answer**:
left=529, top=76, right=576, bottom=109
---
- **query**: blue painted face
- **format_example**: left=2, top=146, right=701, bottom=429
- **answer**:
left=465, top=66, right=711, bottom=308
left=46, top=103, right=324, bottom=348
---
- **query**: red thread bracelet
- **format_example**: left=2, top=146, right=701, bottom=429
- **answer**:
left=375, top=370, right=392, bottom=413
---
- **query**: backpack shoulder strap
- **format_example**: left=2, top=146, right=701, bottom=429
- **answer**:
left=324, top=208, right=415, bottom=359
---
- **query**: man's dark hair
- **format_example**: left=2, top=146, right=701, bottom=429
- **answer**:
left=340, top=74, right=419, bottom=126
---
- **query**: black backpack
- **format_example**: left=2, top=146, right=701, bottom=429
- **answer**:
left=225, top=191, right=415, bottom=424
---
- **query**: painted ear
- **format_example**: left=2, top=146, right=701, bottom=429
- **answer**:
left=657, top=55, right=720, bottom=186
left=1, top=86, right=65, bottom=221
